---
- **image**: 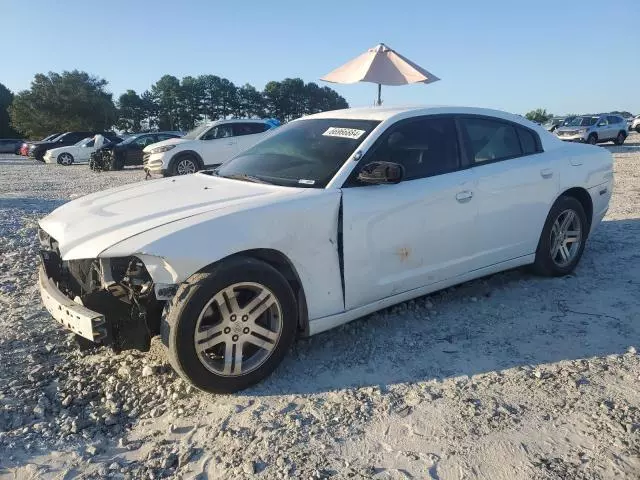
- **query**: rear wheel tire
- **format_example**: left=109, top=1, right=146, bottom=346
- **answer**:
left=533, top=195, right=588, bottom=277
left=614, top=131, right=626, bottom=145
left=586, top=134, right=597, bottom=145
left=162, top=257, right=298, bottom=393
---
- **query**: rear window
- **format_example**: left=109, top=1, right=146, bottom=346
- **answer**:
left=460, top=118, right=522, bottom=163
left=517, top=128, right=539, bottom=154
left=233, top=123, right=268, bottom=136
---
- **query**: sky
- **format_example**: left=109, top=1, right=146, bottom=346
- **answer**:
left=2, top=0, right=640, bottom=116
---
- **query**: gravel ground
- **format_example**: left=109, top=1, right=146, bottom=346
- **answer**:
left=0, top=137, right=639, bottom=479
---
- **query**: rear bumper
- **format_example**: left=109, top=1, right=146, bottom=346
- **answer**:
left=38, top=266, right=107, bottom=342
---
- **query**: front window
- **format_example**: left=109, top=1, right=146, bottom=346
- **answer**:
left=74, top=137, right=93, bottom=147
left=567, top=116, right=597, bottom=127
left=215, top=119, right=380, bottom=187
left=183, top=124, right=211, bottom=140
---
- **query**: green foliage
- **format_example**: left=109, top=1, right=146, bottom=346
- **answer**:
left=525, top=108, right=553, bottom=124
left=119, top=75, right=348, bottom=132
left=9, top=71, right=117, bottom=138
left=0, top=83, right=21, bottom=138
left=9, top=71, right=349, bottom=137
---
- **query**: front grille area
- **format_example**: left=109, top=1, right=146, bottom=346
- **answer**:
left=143, top=154, right=150, bottom=165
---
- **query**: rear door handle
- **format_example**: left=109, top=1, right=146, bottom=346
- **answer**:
left=540, top=168, right=553, bottom=179
left=456, top=191, right=473, bottom=203
left=227, top=141, right=236, bottom=146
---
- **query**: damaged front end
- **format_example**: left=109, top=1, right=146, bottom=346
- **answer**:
left=38, top=229, right=166, bottom=352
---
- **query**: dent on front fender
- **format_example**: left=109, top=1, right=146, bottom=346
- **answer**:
left=98, top=191, right=345, bottom=320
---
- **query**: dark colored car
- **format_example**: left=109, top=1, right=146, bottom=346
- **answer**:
left=89, top=132, right=182, bottom=171
left=0, top=138, right=25, bottom=154
left=29, top=131, right=120, bottom=161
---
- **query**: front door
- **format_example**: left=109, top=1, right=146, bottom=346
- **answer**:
left=458, top=116, right=559, bottom=266
left=126, top=134, right=157, bottom=165
left=341, top=115, right=479, bottom=310
left=200, top=124, right=238, bottom=166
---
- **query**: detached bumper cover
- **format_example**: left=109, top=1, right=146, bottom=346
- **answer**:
left=38, top=266, right=107, bottom=342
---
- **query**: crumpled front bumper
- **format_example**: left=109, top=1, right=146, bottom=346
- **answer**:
left=38, top=266, right=107, bottom=342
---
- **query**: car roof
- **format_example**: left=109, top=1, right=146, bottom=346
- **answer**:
left=303, top=105, right=537, bottom=125
left=214, top=119, right=271, bottom=125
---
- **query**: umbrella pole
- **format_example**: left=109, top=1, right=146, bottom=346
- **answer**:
left=376, top=84, right=382, bottom=106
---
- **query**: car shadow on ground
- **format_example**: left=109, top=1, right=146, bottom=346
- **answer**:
left=246, top=218, right=640, bottom=396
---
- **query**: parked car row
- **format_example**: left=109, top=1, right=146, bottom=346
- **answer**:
left=89, top=132, right=183, bottom=171
left=142, top=118, right=281, bottom=176
left=8, top=118, right=281, bottom=177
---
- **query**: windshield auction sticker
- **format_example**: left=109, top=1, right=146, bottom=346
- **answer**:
left=322, top=127, right=366, bottom=139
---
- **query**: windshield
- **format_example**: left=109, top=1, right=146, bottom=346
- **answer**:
left=567, top=116, right=597, bottom=127
left=183, top=124, right=211, bottom=140
left=74, top=137, right=92, bottom=146
left=215, top=118, right=380, bottom=188
left=42, top=133, right=58, bottom=141
left=48, top=133, right=65, bottom=142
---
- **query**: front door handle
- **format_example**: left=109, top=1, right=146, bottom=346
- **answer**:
left=456, top=191, right=473, bottom=203
left=227, top=141, right=236, bottom=146
left=540, top=168, right=554, bottom=179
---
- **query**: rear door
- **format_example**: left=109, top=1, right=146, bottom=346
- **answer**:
left=458, top=116, right=559, bottom=267
left=232, top=122, right=269, bottom=154
left=200, top=124, right=236, bottom=166
left=126, top=134, right=157, bottom=164
left=607, top=116, right=622, bottom=140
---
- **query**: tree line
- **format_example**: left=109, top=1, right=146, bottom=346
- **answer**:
left=3, top=71, right=349, bottom=139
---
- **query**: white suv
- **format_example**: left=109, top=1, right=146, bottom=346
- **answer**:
left=143, top=119, right=280, bottom=176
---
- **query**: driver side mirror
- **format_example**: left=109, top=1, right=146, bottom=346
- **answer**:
left=597, top=122, right=606, bottom=127
left=357, top=161, right=404, bottom=185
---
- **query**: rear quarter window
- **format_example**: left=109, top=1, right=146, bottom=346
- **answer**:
left=516, top=127, right=540, bottom=155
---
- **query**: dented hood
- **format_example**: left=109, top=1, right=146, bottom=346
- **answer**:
left=39, top=174, right=303, bottom=260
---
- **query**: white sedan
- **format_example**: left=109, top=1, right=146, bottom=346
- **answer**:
left=37, top=106, right=613, bottom=393
left=43, top=136, right=115, bottom=165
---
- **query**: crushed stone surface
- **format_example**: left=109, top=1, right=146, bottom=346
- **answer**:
left=1, top=136, right=639, bottom=479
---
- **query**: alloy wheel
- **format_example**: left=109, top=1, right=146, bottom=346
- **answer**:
left=176, top=158, right=197, bottom=175
left=59, top=153, right=73, bottom=165
left=194, top=282, right=283, bottom=376
left=549, top=209, right=582, bottom=268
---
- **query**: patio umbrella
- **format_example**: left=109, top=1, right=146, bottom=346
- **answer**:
left=321, top=43, right=440, bottom=106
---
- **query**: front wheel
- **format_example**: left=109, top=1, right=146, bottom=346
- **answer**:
left=172, top=155, right=199, bottom=175
left=57, top=152, right=74, bottom=166
left=162, top=257, right=297, bottom=393
left=533, top=195, right=588, bottom=277
left=586, top=134, right=597, bottom=145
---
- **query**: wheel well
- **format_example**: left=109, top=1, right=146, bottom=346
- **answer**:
left=560, top=187, right=593, bottom=231
left=216, top=249, right=309, bottom=336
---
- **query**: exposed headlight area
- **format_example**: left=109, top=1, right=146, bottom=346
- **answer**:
left=150, top=144, right=176, bottom=154
left=37, top=230, right=164, bottom=351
